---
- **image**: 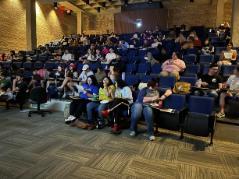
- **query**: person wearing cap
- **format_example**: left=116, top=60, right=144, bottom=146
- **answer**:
left=129, top=80, right=172, bottom=141
left=79, top=64, right=94, bottom=83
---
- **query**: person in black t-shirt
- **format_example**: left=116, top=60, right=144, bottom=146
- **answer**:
left=12, top=73, right=29, bottom=110
left=194, top=64, right=222, bottom=97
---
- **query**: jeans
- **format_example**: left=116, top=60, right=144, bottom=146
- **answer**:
left=130, top=103, right=154, bottom=136
left=69, top=99, right=88, bottom=118
left=86, top=102, right=100, bottom=124
left=97, top=103, right=109, bottom=124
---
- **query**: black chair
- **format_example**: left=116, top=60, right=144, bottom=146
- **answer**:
left=28, top=87, right=51, bottom=117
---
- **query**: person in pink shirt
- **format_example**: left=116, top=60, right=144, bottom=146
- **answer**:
left=102, top=46, right=110, bottom=56
left=160, top=52, right=186, bottom=80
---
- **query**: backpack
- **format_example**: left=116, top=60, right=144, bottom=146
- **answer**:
left=173, top=82, right=191, bottom=94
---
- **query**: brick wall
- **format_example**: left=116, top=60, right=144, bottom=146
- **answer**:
left=224, top=0, right=232, bottom=25
left=165, top=0, right=217, bottom=28
left=82, top=12, right=114, bottom=34
left=0, top=0, right=76, bottom=53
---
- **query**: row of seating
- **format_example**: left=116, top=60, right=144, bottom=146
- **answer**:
left=157, top=94, right=215, bottom=145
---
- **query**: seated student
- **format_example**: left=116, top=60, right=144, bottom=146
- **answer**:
left=95, top=67, right=105, bottom=84
left=95, top=49, right=103, bottom=62
left=86, top=76, right=115, bottom=129
left=118, top=40, right=129, bottom=51
left=58, top=63, right=77, bottom=89
left=160, top=52, right=186, bottom=80
left=62, top=49, right=73, bottom=61
left=201, top=38, right=215, bottom=55
left=102, top=48, right=118, bottom=65
left=216, top=65, right=239, bottom=118
left=0, top=72, right=13, bottom=102
left=194, top=64, right=222, bottom=98
left=144, top=52, right=158, bottom=65
left=80, top=49, right=96, bottom=63
left=129, top=80, right=172, bottom=141
left=65, top=76, right=99, bottom=124
left=12, top=73, right=29, bottom=111
left=78, top=64, right=94, bottom=83
left=218, top=42, right=237, bottom=66
left=108, top=79, right=133, bottom=133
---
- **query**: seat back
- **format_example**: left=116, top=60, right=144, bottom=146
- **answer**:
left=180, top=76, right=197, bottom=86
left=163, top=94, right=186, bottom=111
left=30, top=87, right=48, bottom=104
left=188, top=95, right=214, bottom=115
left=159, top=76, right=176, bottom=89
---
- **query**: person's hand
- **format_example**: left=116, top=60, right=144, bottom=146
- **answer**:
left=201, top=82, right=208, bottom=87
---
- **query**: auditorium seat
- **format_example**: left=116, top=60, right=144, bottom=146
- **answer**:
left=199, top=55, right=214, bottom=64
left=180, top=76, right=197, bottom=86
left=156, top=94, right=187, bottom=138
left=159, top=76, right=176, bottom=89
left=184, top=96, right=215, bottom=145
left=222, top=65, right=236, bottom=77
left=183, top=54, right=197, bottom=64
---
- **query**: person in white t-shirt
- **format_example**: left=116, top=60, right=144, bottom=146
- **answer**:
left=216, top=66, right=239, bottom=118
left=79, top=64, right=94, bottom=83
left=102, top=48, right=118, bottom=65
left=62, top=49, right=73, bottom=61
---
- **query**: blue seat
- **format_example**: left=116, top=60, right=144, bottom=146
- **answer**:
left=23, top=71, right=33, bottom=78
left=183, top=54, right=197, bottom=64
left=151, top=64, right=161, bottom=75
left=12, top=62, right=23, bottom=69
left=89, top=63, right=100, bottom=71
left=125, top=64, right=137, bottom=74
left=23, top=62, right=32, bottom=70
left=34, top=61, right=43, bottom=69
left=199, top=55, right=214, bottom=64
left=180, top=76, right=197, bottom=86
left=201, top=64, right=210, bottom=75
left=184, top=96, right=215, bottom=145
left=45, top=62, right=57, bottom=70
left=38, top=55, right=48, bottom=62
left=186, top=48, right=197, bottom=55
left=215, top=47, right=226, bottom=55
left=137, top=63, right=150, bottom=74
left=159, top=76, right=176, bottom=89
left=125, top=75, right=139, bottom=86
left=2, top=62, right=11, bottom=69
left=156, top=94, right=187, bottom=136
left=139, top=75, right=152, bottom=83
left=184, top=65, right=200, bottom=76
left=222, top=65, right=236, bottom=77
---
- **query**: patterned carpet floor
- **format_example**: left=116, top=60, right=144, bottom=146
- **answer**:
left=0, top=108, right=238, bottom=179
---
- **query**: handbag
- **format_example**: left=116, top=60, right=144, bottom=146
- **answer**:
left=173, top=82, right=191, bottom=94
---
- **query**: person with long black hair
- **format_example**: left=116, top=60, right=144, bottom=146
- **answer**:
left=65, top=75, right=99, bottom=124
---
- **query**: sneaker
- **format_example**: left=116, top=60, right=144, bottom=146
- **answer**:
left=129, top=131, right=136, bottom=137
left=65, top=115, right=76, bottom=124
left=216, top=112, right=225, bottom=118
left=149, top=135, right=155, bottom=141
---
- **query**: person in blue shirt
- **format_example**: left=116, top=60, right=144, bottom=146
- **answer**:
left=65, top=75, right=99, bottom=124
left=129, top=80, right=172, bottom=141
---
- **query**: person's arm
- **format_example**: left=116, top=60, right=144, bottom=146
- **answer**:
left=161, top=60, right=168, bottom=69
left=232, top=50, right=237, bottom=61
left=159, top=89, right=172, bottom=101
left=12, top=79, right=17, bottom=92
